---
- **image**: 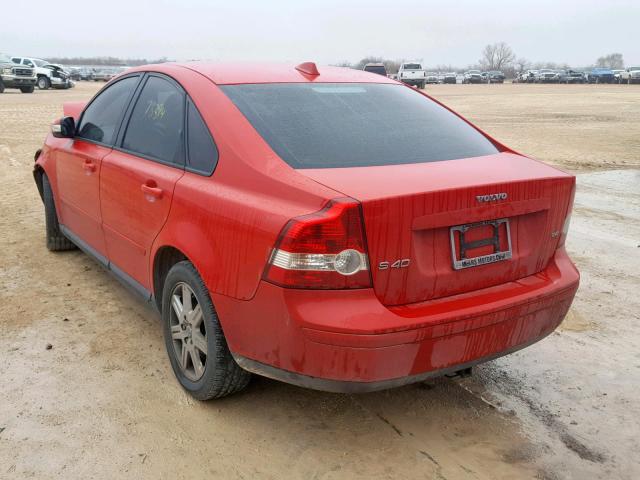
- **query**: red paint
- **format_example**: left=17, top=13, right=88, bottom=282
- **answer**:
left=35, top=62, right=579, bottom=389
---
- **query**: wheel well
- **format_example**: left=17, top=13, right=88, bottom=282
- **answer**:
left=33, top=164, right=44, bottom=201
left=153, top=246, right=188, bottom=310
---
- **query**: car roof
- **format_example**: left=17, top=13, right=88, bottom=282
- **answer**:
left=135, top=62, right=397, bottom=85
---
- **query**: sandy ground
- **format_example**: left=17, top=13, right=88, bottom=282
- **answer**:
left=0, top=82, right=639, bottom=479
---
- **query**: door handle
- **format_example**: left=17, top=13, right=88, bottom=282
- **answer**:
left=82, top=160, right=96, bottom=173
left=141, top=183, right=163, bottom=200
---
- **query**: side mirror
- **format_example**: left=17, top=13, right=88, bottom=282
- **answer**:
left=51, top=116, right=75, bottom=138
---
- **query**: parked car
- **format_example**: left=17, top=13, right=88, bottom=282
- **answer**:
left=564, top=70, right=586, bottom=84
left=92, top=68, right=116, bottom=82
left=363, top=63, right=387, bottom=77
left=626, top=66, right=640, bottom=84
left=612, top=69, right=626, bottom=84
left=11, top=56, right=59, bottom=90
left=586, top=68, right=615, bottom=84
left=0, top=52, right=36, bottom=93
left=462, top=70, right=482, bottom=83
left=397, top=62, right=426, bottom=88
left=536, top=69, right=559, bottom=83
left=78, top=67, right=95, bottom=81
left=425, top=72, right=438, bottom=84
left=441, top=72, right=456, bottom=84
left=34, top=62, right=579, bottom=399
left=66, top=67, right=82, bottom=81
left=523, top=70, right=539, bottom=83
left=487, top=71, right=505, bottom=83
left=553, top=70, right=567, bottom=83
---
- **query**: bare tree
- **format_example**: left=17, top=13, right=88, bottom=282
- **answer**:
left=515, top=57, right=530, bottom=73
left=479, top=42, right=516, bottom=71
left=596, top=53, right=624, bottom=69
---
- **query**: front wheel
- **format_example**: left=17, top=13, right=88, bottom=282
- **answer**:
left=37, top=76, right=50, bottom=90
left=20, top=86, right=34, bottom=93
left=162, top=261, right=251, bottom=400
left=42, top=174, right=76, bottom=251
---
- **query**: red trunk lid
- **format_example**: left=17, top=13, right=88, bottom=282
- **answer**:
left=300, top=153, right=574, bottom=306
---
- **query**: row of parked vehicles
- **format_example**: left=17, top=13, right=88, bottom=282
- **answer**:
left=0, top=52, right=131, bottom=94
left=362, top=61, right=640, bottom=87
left=363, top=63, right=461, bottom=87
left=515, top=67, right=640, bottom=84
left=363, top=63, right=509, bottom=86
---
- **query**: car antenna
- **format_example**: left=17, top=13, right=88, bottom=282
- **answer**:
left=295, top=62, right=320, bottom=76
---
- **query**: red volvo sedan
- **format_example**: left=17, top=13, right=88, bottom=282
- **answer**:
left=33, top=62, right=579, bottom=399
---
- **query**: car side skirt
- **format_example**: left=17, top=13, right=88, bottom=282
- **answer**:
left=60, top=224, right=156, bottom=307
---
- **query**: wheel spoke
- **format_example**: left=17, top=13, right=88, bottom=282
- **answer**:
left=190, top=346, right=205, bottom=378
left=180, top=342, right=190, bottom=371
left=171, top=324, right=186, bottom=340
left=192, top=331, right=207, bottom=355
left=190, top=304, right=203, bottom=328
left=171, top=294, right=183, bottom=320
left=181, top=284, right=192, bottom=313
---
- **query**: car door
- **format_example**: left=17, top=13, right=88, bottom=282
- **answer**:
left=55, top=75, right=141, bottom=260
left=100, top=74, right=186, bottom=292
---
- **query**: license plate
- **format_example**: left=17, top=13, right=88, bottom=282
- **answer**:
left=450, top=219, right=512, bottom=270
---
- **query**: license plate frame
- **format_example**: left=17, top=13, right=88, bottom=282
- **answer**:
left=450, top=218, right=512, bottom=270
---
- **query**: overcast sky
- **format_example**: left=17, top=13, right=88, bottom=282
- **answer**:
left=2, top=0, right=639, bottom=67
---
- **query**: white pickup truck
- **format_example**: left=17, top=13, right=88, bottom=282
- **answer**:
left=11, top=56, right=72, bottom=90
left=397, top=62, right=426, bottom=88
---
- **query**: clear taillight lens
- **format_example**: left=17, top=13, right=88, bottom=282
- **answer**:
left=558, top=184, right=576, bottom=248
left=263, top=198, right=372, bottom=289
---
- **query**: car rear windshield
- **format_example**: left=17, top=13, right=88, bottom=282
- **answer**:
left=403, top=64, right=422, bottom=70
left=364, top=65, right=386, bottom=75
left=221, top=83, right=499, bottom=169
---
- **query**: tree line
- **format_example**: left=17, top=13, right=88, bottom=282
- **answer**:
left=339, top=44, right=627, bottom=76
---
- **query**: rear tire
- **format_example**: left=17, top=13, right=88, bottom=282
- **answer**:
left=162, top=261, right=251, bottom=400
left=42, top=174, right=76, bottom=251
left=0, top=80, right=5, bottom=93
left=20, top=86, right=34, bottom=93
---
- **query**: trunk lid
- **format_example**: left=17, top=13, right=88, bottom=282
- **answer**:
left=299, top=152, right=574, bottom=306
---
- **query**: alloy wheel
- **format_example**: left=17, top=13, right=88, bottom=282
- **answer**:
left=169, top=282, right=207, bottom=381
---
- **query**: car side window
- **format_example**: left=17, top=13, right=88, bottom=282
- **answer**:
left=122, top=76, right=185, bottom=166
left=11, top=57, right=20, bottom=64
left=186, top=99, right=218, bottom=175
left=77, top=76, right=139, bottom=145
left=23, top=59, right=33, bottom=67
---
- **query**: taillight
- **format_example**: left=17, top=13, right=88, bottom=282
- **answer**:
left=263, top=198, right=372, bottom=289
left=558, top=184, right=576, bottom=248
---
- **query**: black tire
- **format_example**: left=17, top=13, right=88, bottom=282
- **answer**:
left=20, top=86, right=34, bottom=93
left=42, top=174, right=76, bottom=251
left=162, top=261, right=251, bottom=400
left=37, top=76, right=50, bottom=90
left=0, top=79, right=5, bottom=93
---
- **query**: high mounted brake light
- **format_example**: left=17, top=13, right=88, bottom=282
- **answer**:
left=263, top=198, right=372, bottom=289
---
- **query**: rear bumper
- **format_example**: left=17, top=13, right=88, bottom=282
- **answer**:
left=400, top=78, right=424, bottom=86
left=215, top=248, right=579, bottom=392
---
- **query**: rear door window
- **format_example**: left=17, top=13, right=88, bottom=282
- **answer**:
left=222, top=83, right=499, bottom=169
left=186, top=99, right=218, bottom=175
left=122, top=76, right=185, bottom=166
left=77, top=75, right=140, bottom=145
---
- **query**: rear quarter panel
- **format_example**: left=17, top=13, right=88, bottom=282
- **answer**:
left=149, top=67, right=340, bottom=301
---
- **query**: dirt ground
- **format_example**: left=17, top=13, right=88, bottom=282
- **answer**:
left=0, top=82, right=638, bottom=480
